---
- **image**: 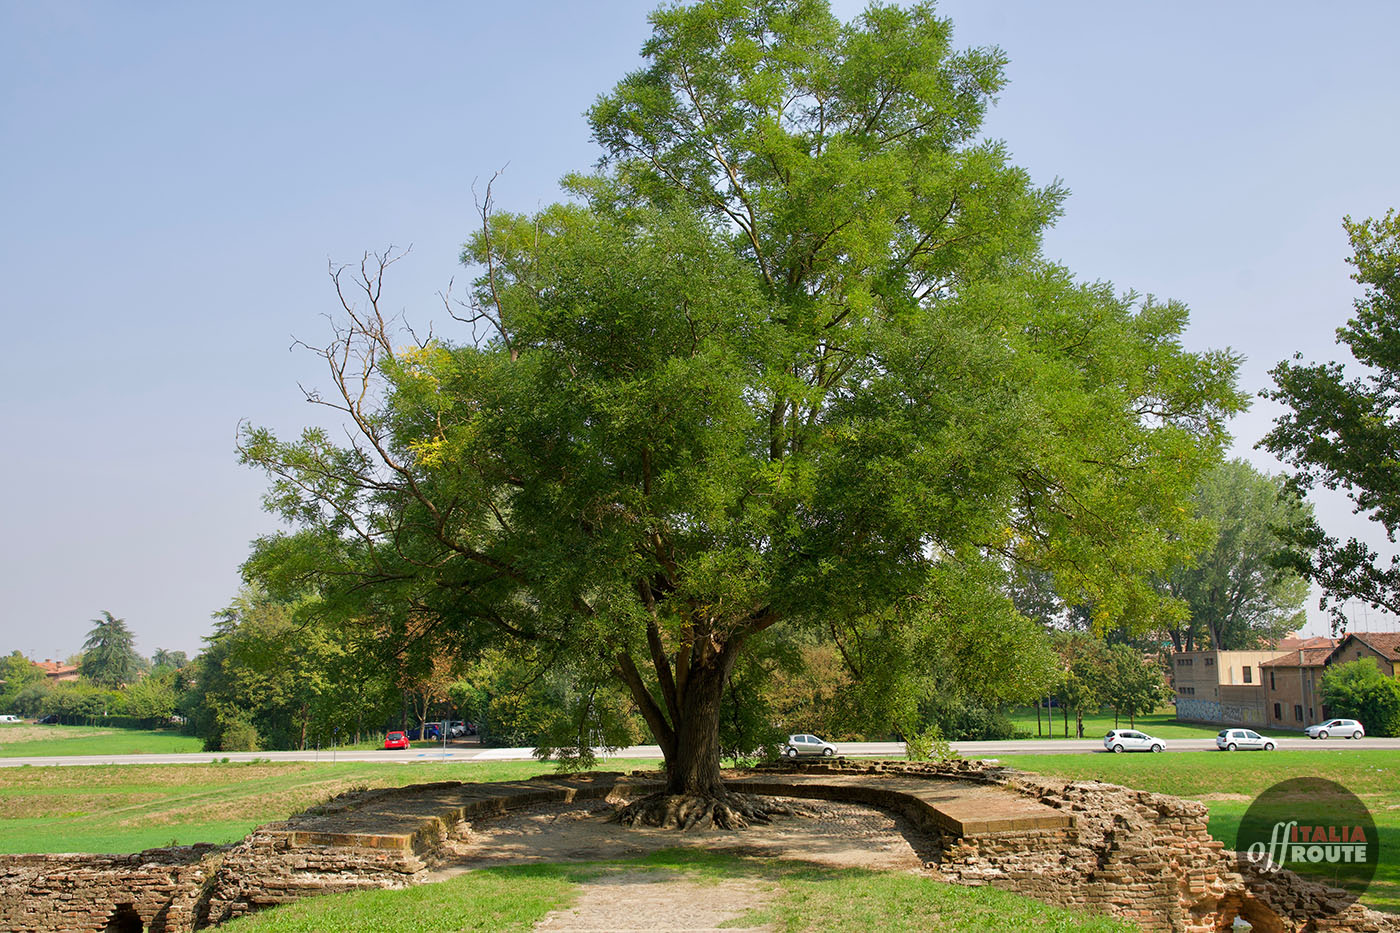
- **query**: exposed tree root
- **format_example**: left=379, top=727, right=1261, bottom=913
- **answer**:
left=609, top=791, right=814, bottom=831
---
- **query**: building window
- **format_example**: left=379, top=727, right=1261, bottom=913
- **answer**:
left=1294, top=705, right=1303, bottom=721
left=1177, top=657, right=1192, bottom=666
left=1309, top=707, right=1314, bottom=721
left=1205, top=657, right=1215, bottom=666
left=1243, top=666, right=1252, bottom=683
left=1274, top=702, right=1282, bottom=719
left=1270, top=670, right=1275, bottom=690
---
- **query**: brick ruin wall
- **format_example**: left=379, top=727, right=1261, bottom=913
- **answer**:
left=0, top=846, right=222, bottom=933
left=1, top=763, right=1396, bottom=933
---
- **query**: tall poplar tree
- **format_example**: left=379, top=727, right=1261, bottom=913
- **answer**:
left=243, top=0, right=1243, bottom=826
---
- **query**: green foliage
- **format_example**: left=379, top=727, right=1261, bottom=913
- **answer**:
left=185, top=586, right=401, bottom=752
left=150, top=649, right=189, bottom=671
left=80, top=610, right=140, bottom=688
left=40, top=680, right=124, bottom=722
left=1158, top=459, right=1311, bottom=651
left=1101, top=643, right=1169, bottom=726
left=242, top=0, right=1244, bottom=790
left=217, top=717, right=261, bottom=752
left=1263, top=210, right=1400, bottom=624
left=1321, top=658, right=1400, bottom=737
left=122, top=668, right=179, bottom=720
left=0, top=652, right=46, bottom=714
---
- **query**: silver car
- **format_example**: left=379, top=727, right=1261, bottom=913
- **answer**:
left=1305, top=718, right=1364, bottom=739
left=1103, top=729, right=1164, bottom=753
left=782, top=734, right=837, bottom=758
left=1216, top=728, right=1274, bottom=751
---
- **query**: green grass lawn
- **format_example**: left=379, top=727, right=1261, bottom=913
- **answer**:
left=1005, top=706, right=1296, bottom=740
left=0, top=723, right=204, bottom=757
left=218, top=849, right=1134, bottom=933
left=0, top=758, right=661, bottom=854
left=1001, top=749, right=1400, bottom=914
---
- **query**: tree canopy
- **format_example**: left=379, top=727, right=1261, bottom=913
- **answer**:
left=79, top=610, right=140, bottom=689
left=1262, top=210, right=1400, bottom=625
left=242, top=0, right=1243, bottom=820
left=1157, top=459, right=1311, bottom=651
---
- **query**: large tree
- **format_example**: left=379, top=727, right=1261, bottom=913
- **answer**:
left=79, top=610, right=139, bottom=688
left=1158, top=459, right=1311, bottom=651
left=1262, top=210, right=1400, bottom=626
left=242, top=0, right=1242, bottom=825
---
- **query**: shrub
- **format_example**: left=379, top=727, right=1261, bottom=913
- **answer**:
left=218, top=719, right=261, bottom=752
left=1321, top=658, right=1400, bottom=736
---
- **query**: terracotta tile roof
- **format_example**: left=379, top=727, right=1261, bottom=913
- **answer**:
left=1275, top=635, right=1339, bottom=651
left=1341, top=632, right=1400, bottom=660
left=1260, top=647, right=1333, bottom=668
left=31, top=659, right=79, bottom=678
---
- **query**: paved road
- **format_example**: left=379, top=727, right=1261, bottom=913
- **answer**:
left=2, top=736, right=1397, bottom=768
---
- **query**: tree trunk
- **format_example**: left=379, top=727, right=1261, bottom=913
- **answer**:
left=664, top=658, right=728, bottom=796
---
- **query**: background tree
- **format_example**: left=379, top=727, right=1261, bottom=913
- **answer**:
left=79, top=610, right=139, bottom=688
left=1262, top=210, right=1400, bottom=625
left=185, top=586, right=398, bottom=751
left=242, top=0, right=1242, bottom=825
left=0, top=652, right=46, bottom=715
left=1158, top=459, right=1312, bottom=651
left=1102, top=643, right=1168, bottom=728
left=1320, top=657, right=1400, bottom=737
left=150, top=649, right=189, bottom=671
left=122, top=668, right=179, bottom=723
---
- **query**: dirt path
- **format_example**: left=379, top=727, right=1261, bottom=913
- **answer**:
left=533, top=871, right=775, bottom=932
left=431, top=797, right=930, bottom=874
left=424, top=797, right=931, bottom=932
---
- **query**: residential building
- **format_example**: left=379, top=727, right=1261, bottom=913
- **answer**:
left=1261, top=647, right=1332, bottom=730
left=32, top=659, right=79, bottom=683
left=1327, top=632, right=1400, bottom=677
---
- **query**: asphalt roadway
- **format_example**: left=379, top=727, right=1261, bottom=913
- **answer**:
left=2, top=736, right=1398, bottom=768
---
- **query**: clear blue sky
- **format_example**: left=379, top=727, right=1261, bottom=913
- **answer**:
left=2, top=2, right=1398, bottom=659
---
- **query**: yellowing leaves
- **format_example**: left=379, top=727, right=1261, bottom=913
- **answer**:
left=409, top=435, right=448, bottom=467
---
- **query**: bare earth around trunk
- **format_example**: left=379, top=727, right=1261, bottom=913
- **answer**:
left=429, top=797, right=929, bottom=932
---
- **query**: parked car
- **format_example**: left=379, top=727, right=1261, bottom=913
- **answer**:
left=1216, top=728, right=1275, bottom=751
left=1305, top=718, right=1364, bottom=739
left=406, top=723, right=442, bottom=741
left=1103, top=729, right=1165, bottom=753
left=35, top=714, right=59, bottom=725
left=781, top=734, right=838, bottom=758
left=0, top=715, right=22, bottom=724
left=383, top=731, right=410, bottom=750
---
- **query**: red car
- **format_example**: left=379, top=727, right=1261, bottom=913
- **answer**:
left=383, top=731, right=409, bottom=750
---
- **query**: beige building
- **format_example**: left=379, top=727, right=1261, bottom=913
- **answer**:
left=1172, top=649, right=1290, bottom=727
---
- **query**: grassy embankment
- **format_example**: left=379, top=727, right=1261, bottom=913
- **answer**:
left=216, top=848, right=1135, bottom=933
left=0, top=723, right=204, bottom=757
left=998, top=749, right=1400, bottom=914
left=0, top=758, right=645, bottom=853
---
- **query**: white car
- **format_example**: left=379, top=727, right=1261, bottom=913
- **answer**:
left=782, top=734, right=838, bottom=758
left=1216, top=728, right=1275, bottom=751
left=0, top=715, right=21, bottom=724
left=1103, top=729, right=1164, bottom=753
left=1305, top=718, right=1364, bottom=739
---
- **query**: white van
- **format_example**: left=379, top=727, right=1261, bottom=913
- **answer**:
left=0, top=715, right=22, bottom=723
